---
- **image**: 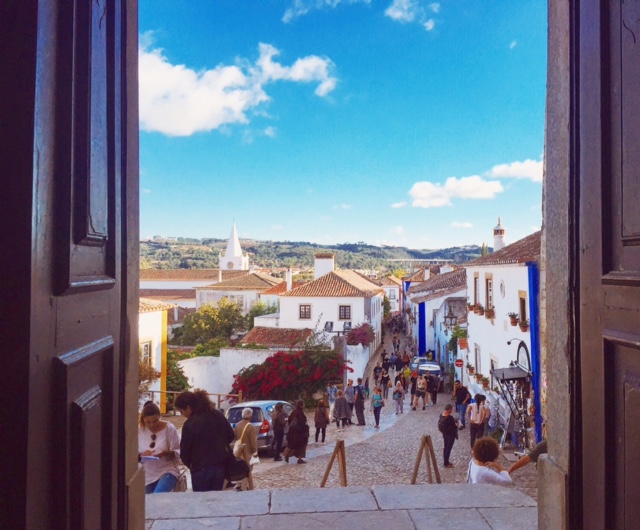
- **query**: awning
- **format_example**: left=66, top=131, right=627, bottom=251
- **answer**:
left=492, top=366, right=531, bottom=381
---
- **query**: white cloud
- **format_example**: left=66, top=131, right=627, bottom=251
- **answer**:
left=424, top=19, right=435, bottom=31
left=451, top=221, right=473, bottom=228
left=283, top=0, right=371, bottom=23
left=139, top=38, right=337, bottom=136
left=409, top=176, right=504, bottom=208
left=385, top=0, right=417, bottom=22
left=486, top=158, right=543, bottom=182
left=391, top=201, right=407, bottom=208
left=264, top=126, right=277, bottom=138
left=429, top=2, right=440, bottom=13
left=510, top=40, right=517, bottom=49
left=392, top=226, right=405, bottom=235
left=333, top=203, right=352, bottom=209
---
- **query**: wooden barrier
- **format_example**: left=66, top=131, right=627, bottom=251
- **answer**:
left=320, top=439, right=347, bottom=487
left=411, top=435, right=441, bottom=484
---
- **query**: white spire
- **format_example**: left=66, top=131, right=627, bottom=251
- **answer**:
left=493, top=217, right=506, bottom=251
left=225, top=223, right=243, bottom=258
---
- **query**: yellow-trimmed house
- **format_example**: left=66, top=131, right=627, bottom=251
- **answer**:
left=139, top=298, right=176, bottom=413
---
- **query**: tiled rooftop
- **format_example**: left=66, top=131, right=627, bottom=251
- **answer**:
left=198, top=272, right=283, bottom=291
left=139, top=288, right=195, bottom=300
left=282, top=270, right=384, bottom=298
left=409, top=268, right=467, bottom=295
left=260, top=280, right=308, bottom=296
left=138, top=298, right=176, bottom=313
left=464, top=231, right=541, bottom=267
left=239, top=327, right=313, bottom=349
left=139, top=269, right=250, bottom=281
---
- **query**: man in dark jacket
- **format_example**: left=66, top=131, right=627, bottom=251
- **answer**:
left=354, top=378, right=366, bottom=426
left=270, top=403, right=288, bottom=461
left=439, top=403, right=459, bottom=468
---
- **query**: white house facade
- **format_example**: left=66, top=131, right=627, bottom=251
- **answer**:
left=195, top=272, right=282, bottom=315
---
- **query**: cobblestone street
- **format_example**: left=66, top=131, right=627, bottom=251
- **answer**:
left=251, top=398, right=539, bottom=500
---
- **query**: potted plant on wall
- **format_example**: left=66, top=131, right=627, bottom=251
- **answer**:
left=466, top=362, right=475, bottom=375
left=467, top=301, right=474, bottom=312
left=475, top=303, right=484, bottom=316
left=481, top=377, right=490, bottom=389
left=508, top=312, right=519, bottom=326
left=485, top=306, right=495, bottom=319
left=519, top=319, right=530, bottom=332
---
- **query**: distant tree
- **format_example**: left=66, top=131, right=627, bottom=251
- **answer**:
left=178, top=298, right=245, bottom=345
left=166, top=349, right=191, bottom=410
left=392, top=268, right=407, bottom=279
left=245, top=301, right=279, bottom=330
left=191, top=337, right=229, bottom=357
left=382, top=296, right=391, bottom=318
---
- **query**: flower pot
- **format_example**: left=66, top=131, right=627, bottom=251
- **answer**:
left=477, top=309, right=484, bottom=316
left=467, top=368, right=475, bottom=375
left=485, top=310, right=494, bottom=319
left=509, top=317, right=518, bottom=326
left=519, top=323, right=529, bottom=332
left=482, top=380, right=490, bottom=389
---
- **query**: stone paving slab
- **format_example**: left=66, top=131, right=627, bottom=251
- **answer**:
left=149, top=517, right=241, bottom=530
left=478, top=507, right=538, bottom=530
left=270, top=486, right=379, bottom=514
left=241, top=509, right=415, bottom=530
left=146, top=490, right=270, bottom=519
left=408, top=508, right=492, bottom=529
left=372, top=484, right=537, bottom=510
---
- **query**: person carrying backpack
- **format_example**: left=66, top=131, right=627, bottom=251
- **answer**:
left=439, top=403, right=459, bottom=468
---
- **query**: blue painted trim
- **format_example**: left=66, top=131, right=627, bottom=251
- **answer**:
left=419, top=302, right=426, bottom=355
left=527, top=261, right=542, bottom=442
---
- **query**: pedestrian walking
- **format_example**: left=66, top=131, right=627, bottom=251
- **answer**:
left=314, top=400, right=330, bottom=444
left=371, top=386, right=384, bottom=428
left=332, top=390, right=351, bottom=430
left=392, top=381, right=405, bottom=414
left=467, top=394, right=488, bottom=449
left=354, top=378, right=367, bottom=426
left=453, top=380, right=471, bottom=429
left=344, top=379, right=355, bottom=424
left=438, top=403, right=459, bottom=468
left=326, top=383, right=338, bottom=419
left=270, top=402, right=287, bottom=461
left=282, top=400, right=309, bottom=464
left=380, top=370, right=390, bottom=398
left=413, top=374, right=428, bottom=410
left=427, top=373, right=439, bottom=405
left=233, top=407, right=258, bottom=491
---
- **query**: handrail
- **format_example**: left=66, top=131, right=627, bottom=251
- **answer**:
left=142, top=390, right=243, bottom=414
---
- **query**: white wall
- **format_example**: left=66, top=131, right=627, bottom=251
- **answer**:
left=178, top=348, right=273, bottom=409
left=253, top=313, right=280, bottom=328
left=196, top=289, right=260, bottom=315
left=465, top=264, right=532, bottom=378
left=383, top=286, right=400, bottom=313
left=344, top=344, right=371, bottom=382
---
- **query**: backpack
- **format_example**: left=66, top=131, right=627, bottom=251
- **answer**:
left=438, top=414, right=446, bottom=433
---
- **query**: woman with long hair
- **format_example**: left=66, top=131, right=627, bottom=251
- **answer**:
left=138, top=401, right=181, bottom=493
left=371, top=386, right=384, bottom=428
left=282, top=400, right=309, bottom=464
left=174, top=390, right=235, bottom=492
left=314, top=399, right=330, bottom=444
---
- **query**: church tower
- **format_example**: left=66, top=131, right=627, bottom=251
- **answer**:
left=220, top=223, right=249, bottom=270
left=493, top=217, right=506, bottom=251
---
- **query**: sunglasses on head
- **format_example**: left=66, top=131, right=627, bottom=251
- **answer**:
left=150, top=433, right=156, bottom=449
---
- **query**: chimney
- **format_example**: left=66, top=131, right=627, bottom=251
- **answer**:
left=286, top=267, right=292, bottom=291
left=314, top=253, right=335, bottom=280
left=218, top=269, right=222, bottom=283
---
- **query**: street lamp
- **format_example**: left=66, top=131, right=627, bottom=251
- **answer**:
left=444, top=307, right=457, bottom=328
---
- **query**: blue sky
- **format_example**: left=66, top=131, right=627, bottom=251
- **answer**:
left=139, top=0, right=546, bottom=249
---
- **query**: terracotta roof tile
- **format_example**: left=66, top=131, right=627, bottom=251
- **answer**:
left=411, top=284, right=467, bottom=304
left=281, top=270, right=384, bottom=298
left=139, top=298, right=176, bottom=313
left=197, top=272, right=283, bottom=291
left=465, top=231, right=541, bottom=267
left=139, top=289, right=195, bottom=300
left=139, top=269, right=250, bottom=281
left=260, top=281, right=308, bottom=295
left=409, top=268, right=467, bottom=295
left=239, top=327, right=313, bottom=349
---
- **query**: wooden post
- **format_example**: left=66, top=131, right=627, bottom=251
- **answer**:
left=411, top=435, right=441, bottom=484
left=320, top=439, right=347, bottom=487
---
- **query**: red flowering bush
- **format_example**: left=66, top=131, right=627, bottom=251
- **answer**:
left=346, top=323, right=375, bottom=347
left=231, top=349, right=352, bottom=403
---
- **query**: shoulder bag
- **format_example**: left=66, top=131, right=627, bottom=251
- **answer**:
left=233, top=422, right=251, bottom=458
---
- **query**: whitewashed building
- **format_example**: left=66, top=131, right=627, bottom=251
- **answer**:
left=195, top=272, right=282, bottom=315
left=369, top=275, right=402, bottom=313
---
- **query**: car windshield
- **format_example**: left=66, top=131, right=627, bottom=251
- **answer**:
left=227, top=407, right=263, bottom=423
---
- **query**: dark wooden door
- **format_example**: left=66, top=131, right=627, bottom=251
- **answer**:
left=0, top=1, right=141, bottom=528
left=575, top=1, right=640, bottom=528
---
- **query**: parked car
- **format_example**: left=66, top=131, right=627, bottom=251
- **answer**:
left=225, top=400, right=294, bottom=454
left=417, top=361, right=445, bottom=392
left=409, top=356, right=431, bottom=372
